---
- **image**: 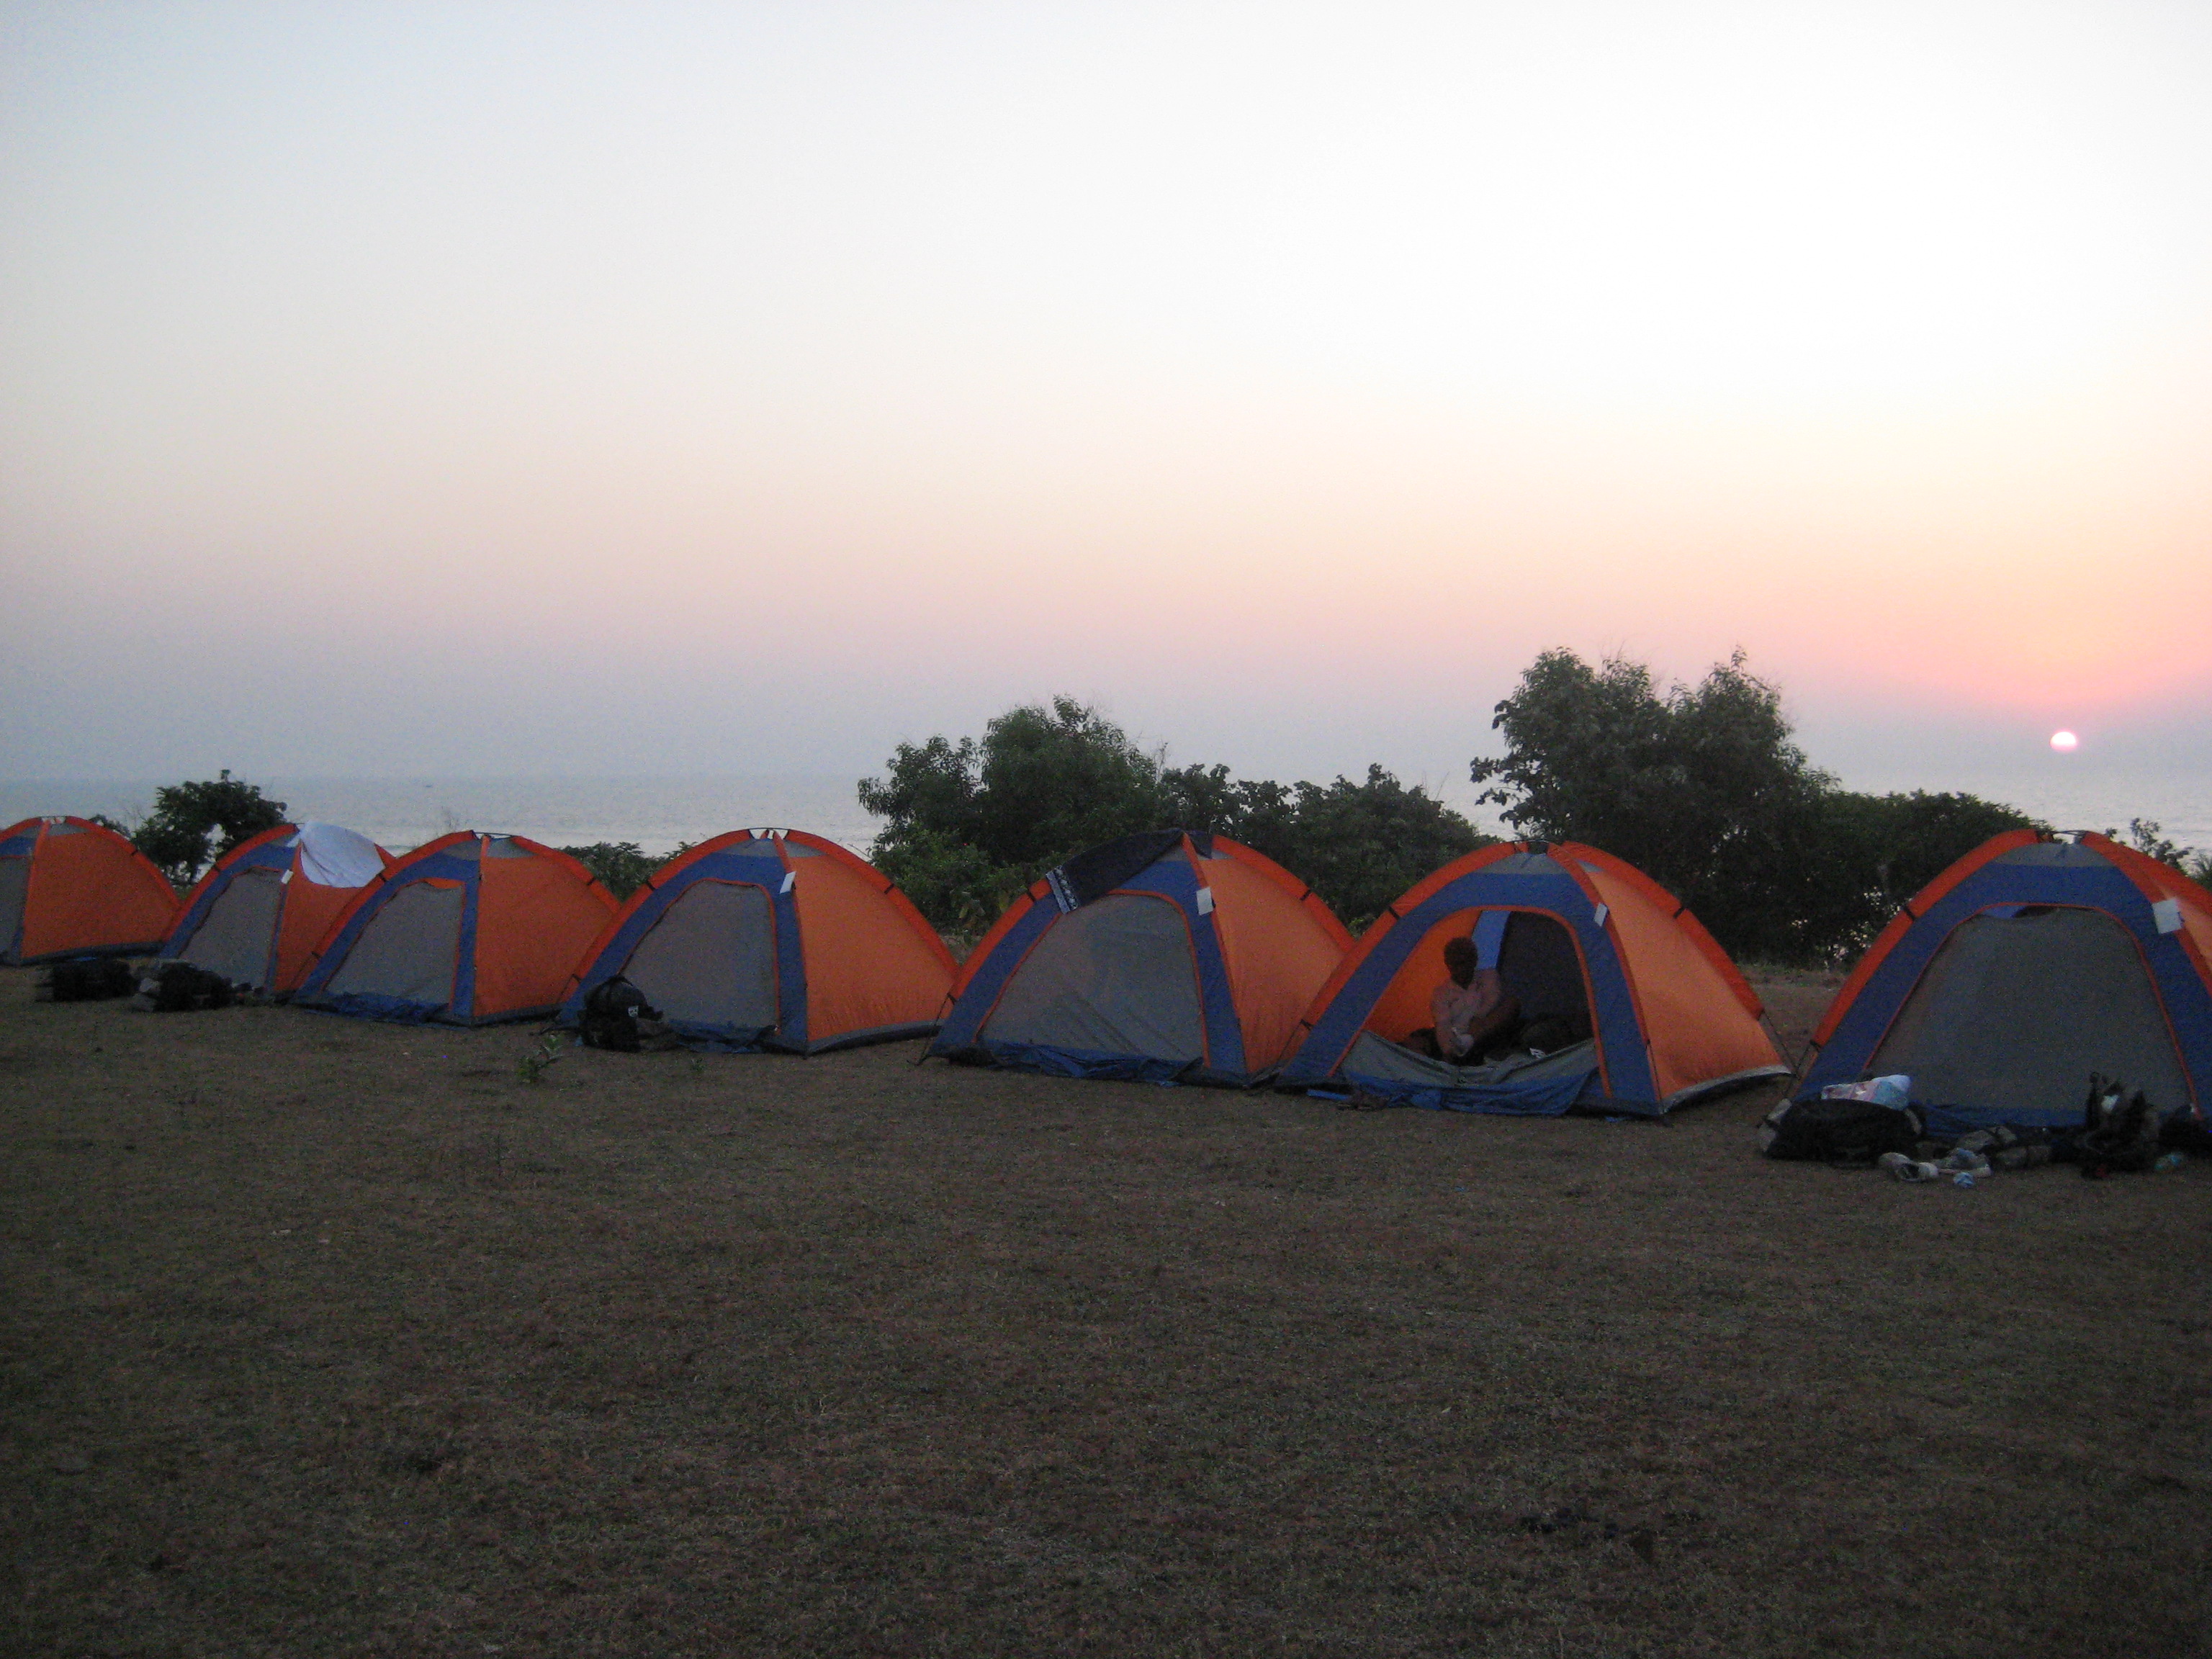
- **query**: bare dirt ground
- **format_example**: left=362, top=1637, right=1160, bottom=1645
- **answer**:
left=2, top=966, right=2207, bottom=1658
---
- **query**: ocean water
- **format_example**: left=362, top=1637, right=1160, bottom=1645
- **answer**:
left=3, top=765, right=2206, bottom=863
left=1442, top=763, right=2211, bottom=852
left=1815, top=765, right=2211, bottom=853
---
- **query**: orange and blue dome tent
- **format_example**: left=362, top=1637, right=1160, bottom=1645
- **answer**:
left=161, top=822, right=395, bottom=995
left=1277, top=842, right=1787, bottom=1116
left=1796, top=831, right=2212, bottom=1135
left=558, top=829, right=957, bottom=1052
left=928, top=830, right=1352, bottom=1086
left=294, top=832, right=616, bottom=1025
left=0, top=816, right=179, bottom=965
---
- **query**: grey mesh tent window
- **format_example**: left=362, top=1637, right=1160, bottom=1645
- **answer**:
left=325, top=881, right=466, bottom=1007
left=981, top=894, right=1205, bottom=1063
left=178, top=867, right=286, bottom=987
left=619, top=880, right=778, bottom=1030
left=1870, top=906, right=2190, bottom=1116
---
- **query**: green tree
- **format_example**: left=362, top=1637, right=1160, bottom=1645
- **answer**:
left=863, top=698, right=1486, bottom=935
left=2106, top=818, right=2212, bottom=887
left=1471, top=649, right=1835, bottom=958
left=860, top=698, right=1171, bottom=932
left=131, top=770, right=289, bottom=887
left=968, top=698, right=1169, bottom=867
left=856, top=826, right=1011, bottom=939
left=1801, top=789, right=2042, bottom=953
left=1228, top=767, right=1488, bottom=932
left=1471, top=649, right=2036, bottom=962
left=1854, top=791, right=2042, bottom=902
left=1156, top=761, right=1254, bottom=839
left=558, top=842, right=667, bottom=900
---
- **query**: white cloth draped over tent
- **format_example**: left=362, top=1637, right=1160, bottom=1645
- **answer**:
left=293, top=822, right=386, bottom=889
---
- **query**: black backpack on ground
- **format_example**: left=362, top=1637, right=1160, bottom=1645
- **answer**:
left=130, top=960, right=237, bottom=1013
left=1759, top=1096, right=1925, bottom=1164
left=35, top=959, right=138, bottom=1002
left=579, top=977, right=664, bottom=1053
left=2077, top=1074, right=2164, bottom=1177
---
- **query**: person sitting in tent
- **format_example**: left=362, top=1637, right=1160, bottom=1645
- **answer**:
left=1413, top=935, right=1521, bottom=1064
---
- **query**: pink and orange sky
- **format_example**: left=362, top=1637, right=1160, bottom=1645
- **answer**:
left=3, top=1, right=2208, bottom=800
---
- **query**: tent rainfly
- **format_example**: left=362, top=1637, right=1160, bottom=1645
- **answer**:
left=930, top=830, right=1352, bottom=1086
left=1277, top=842, right=1788, bottom=1116
left=293, top=832, right=616, bottom=1025
left=0, top=816, right=179, bottom=965
left=161, top=822, right=395, bottom=994
left=560, top=829, right=956, bottom=1051
left=1797, top=830, right=2212, bottom=1135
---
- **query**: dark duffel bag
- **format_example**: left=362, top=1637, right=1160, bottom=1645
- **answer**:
left=1759, top=1096, right=1924, bottom=1164
left=130, top=960, right=237, bottom=1012
left=35, top=959, right=138, bottom=1002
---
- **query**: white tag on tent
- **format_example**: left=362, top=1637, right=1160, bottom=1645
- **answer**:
left=780, top=871, right=796, bottom=895
left=1195, top=886, right=1215, bottom=916
left=2152, top=897, right=2182, bottom=935
left=1591, top=903, right=1609, bottom=929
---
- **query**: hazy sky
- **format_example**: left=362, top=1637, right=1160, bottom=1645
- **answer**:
left=4, top=0, right=2209, bottom=794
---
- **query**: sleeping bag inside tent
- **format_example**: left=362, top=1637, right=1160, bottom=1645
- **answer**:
left=162, top=822, right=394, bottom=994
left=1797, top=831, right=2212, bottom=1135
left=0, top=816, right=179, bottom=965
left=929, top=830, right=1352, bottom=1085
left=559, top=829, right=957, bottom=1052
left=293, top=832, right=616, bottom=1025
left=1277, top=842, right=1787, bottom=1116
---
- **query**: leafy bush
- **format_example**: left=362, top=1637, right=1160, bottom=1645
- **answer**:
left=1164, top=763, right=1490, bottom=932
left=1796, top=789, right=2049, bottom=957
left=2109, top=819, right=2212, bottom=888
left=558, top=842, right=665, bottom=900
left=857, top=826, right=1012, bottom=943
left=130, top=770, right=289, bottom=888
left=860, top=699, right=1179, bottom=933
left=861, top=698, right=1485, bottom=933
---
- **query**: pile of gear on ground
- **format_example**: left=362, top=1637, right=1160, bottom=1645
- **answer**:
left=1760, top=1071, right=2193, bottom=1182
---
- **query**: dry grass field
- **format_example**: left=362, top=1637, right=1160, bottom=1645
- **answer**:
left=3, top=966, right=2208, bottom=1658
